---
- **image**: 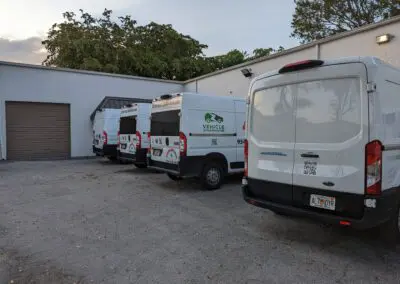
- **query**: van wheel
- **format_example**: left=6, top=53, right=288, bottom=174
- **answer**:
left=201, top=162, right=224, bottom=190
left=379, top=205, right=400, bottom=244
left=107, top=156, right=117, bottom=161
left=134, top=163, right=147, bottom=169
left=167, top=173, right=182, bottom=181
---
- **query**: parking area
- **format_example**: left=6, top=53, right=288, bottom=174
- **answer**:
left=0, top=159, right=399, bottom=283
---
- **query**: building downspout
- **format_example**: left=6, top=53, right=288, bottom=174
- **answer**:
left=315, top=43, right=321, bottom=59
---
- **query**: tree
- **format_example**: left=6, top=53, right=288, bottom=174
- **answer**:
left=291, top=0, right=400, bottom=43
left=42, top=9, right=209, bottom=80
left=42, top=9, right=285, bottom=80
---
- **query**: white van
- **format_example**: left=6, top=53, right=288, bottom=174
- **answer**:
left=118, top=103, right=152, bottom=167
left=147, top=92, right=246, bottom=189
left=92, top=108, right=120, bottom=160
left=243, top=57, right=400, bottom=239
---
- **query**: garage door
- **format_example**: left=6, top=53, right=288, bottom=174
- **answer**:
left=6, top=101, right=71, bottom=160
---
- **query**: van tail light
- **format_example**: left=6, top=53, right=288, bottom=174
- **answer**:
left=117, top=131, right=120, bottom=146
left=244, top=139, right=248, bottom=177
left=365, top=140, right=382, bottom=195
left=102, top=131, right=108, bottom=145
left=179, top=132, right=187, bottom=156
left=147, top=132, right=151, bottom=154
left=135, top=131, right=142, bottom=149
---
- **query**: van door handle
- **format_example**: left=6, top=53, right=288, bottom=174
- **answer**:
left=301, top=153, right=319, bottom=158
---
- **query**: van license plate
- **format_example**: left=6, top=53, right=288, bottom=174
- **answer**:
left=310, top=194, right=335, bottom=211
left=153, top=149, right=162, bottom=156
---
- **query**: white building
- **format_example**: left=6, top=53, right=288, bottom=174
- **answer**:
left=1, top=16, right=399, bottom=160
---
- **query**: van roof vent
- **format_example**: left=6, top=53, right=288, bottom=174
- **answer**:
left=279, top=60, right=324, bottom=74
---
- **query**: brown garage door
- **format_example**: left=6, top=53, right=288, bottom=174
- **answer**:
left=6, top=101, right=71, bottom=160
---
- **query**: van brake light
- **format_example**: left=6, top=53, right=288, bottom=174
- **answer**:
left=244, top=139, right=248, bottom=177
left=117, top=131, right=120, bottom=146
left=278, top=60, right=323, bottom=74
left=135, top=131, right=142, bottom=149
left=102, top=131, right=108, bottom=145
left=179, top=132, right=187, bottom=156
left=365, top=140, right=382, bottom=195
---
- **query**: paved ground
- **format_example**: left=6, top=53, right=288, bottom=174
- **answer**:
left=0, top=159, right=399, bottom=283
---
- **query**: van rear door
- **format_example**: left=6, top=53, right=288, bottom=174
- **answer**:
left=291, top=63, right=368, bottom=218
left=150, top=110, right=181, bottom=165
left=247, top=71, right=298, bottom=205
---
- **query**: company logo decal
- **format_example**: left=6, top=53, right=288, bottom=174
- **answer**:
left=165, top=148, right=178, bottom=164
left=203, top=112, right=225, bottom=132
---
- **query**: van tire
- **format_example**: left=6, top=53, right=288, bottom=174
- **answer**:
left=379, top=205, right=400, bottom=244
left=107, top=156, right=117, bottom=162
left=201, top=161, right=224, bottom=190
left=134, top=163, right=147, bottom=169
left=167, top=173, right=182, bottom=181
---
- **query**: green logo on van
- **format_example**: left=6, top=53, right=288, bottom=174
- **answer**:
left=205, top=112, right=223, bottom=123
left=204, top=112, right=224, bottom=132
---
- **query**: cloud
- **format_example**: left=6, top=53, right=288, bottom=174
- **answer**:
left=0, top=37, right=46, bottom=64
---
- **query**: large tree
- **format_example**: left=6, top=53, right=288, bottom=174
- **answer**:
left=42, top=9, right=284, bottom=80
left=291, top=0, right=400, bottom=43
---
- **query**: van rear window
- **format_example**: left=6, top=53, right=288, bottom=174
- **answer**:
left=120, top=116, right=136, bottom=134
left=251, top=77, right=361, bottom=144
left=151, top=110, right=180, bottom=136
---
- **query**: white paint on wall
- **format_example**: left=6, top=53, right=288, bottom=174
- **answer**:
left=0, top=64, right=183, bottom=159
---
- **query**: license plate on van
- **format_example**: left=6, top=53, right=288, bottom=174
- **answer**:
left=153, top=149, right=162, bottom=156
left=310, top=194, right=335, bottom=211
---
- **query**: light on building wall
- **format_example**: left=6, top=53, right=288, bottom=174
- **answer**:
left=376, top=34, right=393, bottom=44
left=241, top=68, right=253, bottom=78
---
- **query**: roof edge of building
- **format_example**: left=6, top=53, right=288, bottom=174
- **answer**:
left=0, top=61, right=183, bottom=85
left=184, top=15, right=400, bottom=83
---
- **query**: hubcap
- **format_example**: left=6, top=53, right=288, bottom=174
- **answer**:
left=206, top=168, right=220, bottom=186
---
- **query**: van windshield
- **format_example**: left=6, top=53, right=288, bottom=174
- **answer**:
left=251, top=77, right=361, bottom=143
left=151, top=110, right=180, bottom=136
left=119, top=116, right=136, bottom=134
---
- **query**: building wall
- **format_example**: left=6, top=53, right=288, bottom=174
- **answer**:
left=319, top=21, right=400, bottom=66
left=184, top=19, right=400, bottom=98
left=0, top=64, right=183, bottom=159
left=185, top=47, right=316, bottom=97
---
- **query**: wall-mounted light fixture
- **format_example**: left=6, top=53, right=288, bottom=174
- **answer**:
left=241, top=68, right=253, bottom=78
left=376, top=34, right=393, bottom=45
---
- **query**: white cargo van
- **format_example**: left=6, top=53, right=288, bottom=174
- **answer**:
left=118, top=103, right=152, bottom=168
left=243, top=57, right=400, bottom=239
left=148, top=92, right=246, bottom=189
left=92, top=108, right=120, bottom=160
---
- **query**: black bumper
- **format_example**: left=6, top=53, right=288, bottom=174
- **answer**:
left=147, top=156, right=204, bottom=177
left=93, top=145, right=117, bottom=157
left=242, top=178, right=399, bottom=230
left=118, top=149, right=148, bottom=164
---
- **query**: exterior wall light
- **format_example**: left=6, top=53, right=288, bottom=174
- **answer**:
left=241, top=68, right=253, bottom=78
left=376, top=34, right=393, bottom=44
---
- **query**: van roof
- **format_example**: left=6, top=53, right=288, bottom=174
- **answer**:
left=252, top=56, right=397, bottom=82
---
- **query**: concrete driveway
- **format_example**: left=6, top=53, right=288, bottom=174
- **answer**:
left=0, top=159, right=399, bottom=283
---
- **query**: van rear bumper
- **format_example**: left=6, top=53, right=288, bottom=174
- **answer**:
left=93, top=145, right=117, bottom=157
left=242, top=180, right=399, bottom=230
left=118, top=149, right=147, bottom=164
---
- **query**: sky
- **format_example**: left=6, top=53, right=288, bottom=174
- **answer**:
left=0, top=0, right=299, bottom=65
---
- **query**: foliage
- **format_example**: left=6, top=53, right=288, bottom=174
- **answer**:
left=42, top=9, right=284, bottom=80
left=291, top=0, right=400, bottom=43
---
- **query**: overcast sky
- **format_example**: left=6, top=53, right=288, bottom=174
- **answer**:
left=0, top=0, right=299, bottom=65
